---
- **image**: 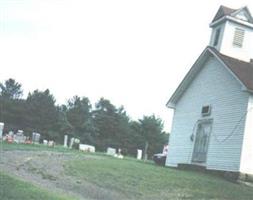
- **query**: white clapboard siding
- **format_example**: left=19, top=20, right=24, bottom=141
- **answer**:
left=240, top=95, right=253, bottom=174
left=166, top=57, right=249, bottom=172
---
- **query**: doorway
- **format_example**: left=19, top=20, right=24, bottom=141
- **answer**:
left=192, top=120, right=212, bottom=163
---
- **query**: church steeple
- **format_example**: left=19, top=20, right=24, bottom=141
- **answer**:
left=209, top=6, right=253, bottom=62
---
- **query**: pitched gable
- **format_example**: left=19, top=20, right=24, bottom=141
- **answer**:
left=167, top=47, right=253, bottom=108
left=231, top=7, right=253, bottom=23
left=211, top=6, right=253, bottom=24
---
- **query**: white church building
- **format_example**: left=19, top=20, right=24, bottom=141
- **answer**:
left=166, top=5, right=253, bottom=177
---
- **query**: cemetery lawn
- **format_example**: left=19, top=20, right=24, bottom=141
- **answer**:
left=65, top=157, right=253, bottom=200
left=0, top=172, right=74, bottom=200
left=1, top=143, right=253, bottom=200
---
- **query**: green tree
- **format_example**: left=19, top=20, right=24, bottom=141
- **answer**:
left=113, top=106, right=132, bottom=154
left=57, top=105, right=73, bottom=135
left=0, top=78, right=23, bottom=99
left=139, top=115, right=166, bottom=160
left=66, top=96, right=95, bottom=144
left=26, top=89, right=59, bottom=140
left=0, top=79, right=26, bottom=132
left=93, top=98, right=124, bottom=150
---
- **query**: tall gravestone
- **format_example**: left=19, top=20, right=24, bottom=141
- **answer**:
left=0, top=122, right=4, bottom=139
left=137, top=149, right=142, bottom=160
left=64, top=135, right=68, bottom=147
left=69, top=138, right=74, bottom=149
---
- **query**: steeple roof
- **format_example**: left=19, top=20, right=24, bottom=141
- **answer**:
left=212, top=5, right=237, bottom=23
left=211, top=5, right=253, bottom=25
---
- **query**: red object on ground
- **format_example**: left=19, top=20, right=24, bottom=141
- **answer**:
left=7, top=136, right=13, bottom=143
left=25, top=140, right=32, bottom=144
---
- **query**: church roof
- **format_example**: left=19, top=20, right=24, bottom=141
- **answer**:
left=167, top=47, right=253, bottom=108
left=212, top=5, right=238, bottom=23
left=211, top=47, right=253, bottom=91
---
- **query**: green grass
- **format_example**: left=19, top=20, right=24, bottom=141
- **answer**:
left=2, top=142, right=253, bottom=199
left=0, top=172, right=75, bottom=200
left=66, top=157, right=253, bottom=200
left=0, top=142, right=72, bottom=152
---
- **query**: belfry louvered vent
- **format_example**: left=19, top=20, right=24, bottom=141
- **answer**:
left=233, top=28, right=245, bottom=48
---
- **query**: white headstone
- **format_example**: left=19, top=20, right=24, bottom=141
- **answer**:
left=107, top=147, right=116, bottom=156
left=32, top=132, right=40, bottom=144
left=64, top=135, right=68, bottom=147
left=74, top=138, right=80, bottom=144
left=69, top=137, right=74, bottom=149
left=14, top=130, right=25, bottom=143
left=79, top=144, right=95, bottom=152
left=43, top=140, right=48, bottom=145
left=137, top=149, right=142, bottom=160
left=48, top=140, right=54, bottom=147
left=8, top=131, right=14, bottom=136
left=0, top=122, right=4, bottom=139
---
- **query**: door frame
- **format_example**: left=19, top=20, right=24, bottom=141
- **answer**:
left=191, top=118, right=213, bottom=164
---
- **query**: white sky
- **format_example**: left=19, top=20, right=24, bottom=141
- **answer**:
left=0, top=0, right=252, bottom=132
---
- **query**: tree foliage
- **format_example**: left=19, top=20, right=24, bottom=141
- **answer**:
left=0, top=78, right=23, bottom=99
left=26, top=89, right=59, bottom=140
left=0, top=78, right=169, bottom=158
left=65, top=96, right=95, bottom=144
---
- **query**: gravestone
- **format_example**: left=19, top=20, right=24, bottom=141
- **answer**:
left=79, top=144, right=95, bottom=152
left=137, top=149, right=142, bottom=160
left=107, top=147, right=116, bottom=156
left=8, top=131, right=14, bottom=137
left=48, top=140, right=54, bottom=147
left=43, top=140, right=48, bottom=145
left=64, top=135, right=68, bottom=147
left=32, top=132, right=40, bottom=144
left=0, top=122, right=4, bottom=139
left=69, top=138, right=74, bottom=149
left=14, top=130, right=25, bottom=144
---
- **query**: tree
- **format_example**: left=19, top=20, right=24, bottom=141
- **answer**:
left=113, top=106, right=132, bottom=154
left=26, top=89, right=59, bottom=141
left=0, top=79, right=25, bottom=132
left=57, top=105, right=73, bottom=135
left=139, top=115, right=166, bottom=160
left=93, top=98, right=118, bottom=150
left=0, top=78, right=23, bottom=99
left=66, top=96, right=95, bottom=144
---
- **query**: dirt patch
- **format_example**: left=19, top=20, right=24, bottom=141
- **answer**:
left=0, top=150, right=128, bottom=200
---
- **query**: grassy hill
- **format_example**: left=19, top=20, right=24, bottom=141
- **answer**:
left=1, top=143, right=253, bottom=200
left=0, top=172, right=75, bottom=200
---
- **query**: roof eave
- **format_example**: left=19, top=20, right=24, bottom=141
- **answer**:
left=209, top=16, right=226, bottom=27
left=210, top=15, right=253, bottom=28
left=166, top=101, right=176, bottom=109
left=245, top=89, right=253, bottom=93
left=230, top=6, right=253, bottom=23
left=165, top=47, right=253, bottom=110
left=165, top=47, right=211, bottom=110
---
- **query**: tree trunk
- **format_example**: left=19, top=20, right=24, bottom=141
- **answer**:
left=144, top=141, right=149, bottom=161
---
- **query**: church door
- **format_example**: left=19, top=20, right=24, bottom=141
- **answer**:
left=192, top=121, right=212, bottom=163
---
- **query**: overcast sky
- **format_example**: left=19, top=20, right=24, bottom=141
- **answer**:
left=0, top=0, right=252, bottom=131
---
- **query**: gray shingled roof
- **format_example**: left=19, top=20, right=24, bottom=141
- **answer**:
left=209, top=47, right=253, bottom=91
left=212, top=5, right=237, bottom=23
